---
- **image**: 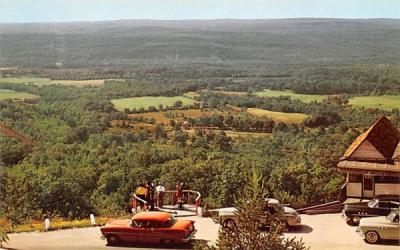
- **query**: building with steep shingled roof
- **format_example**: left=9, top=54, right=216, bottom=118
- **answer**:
left=338, top=116, right=400, bottom=199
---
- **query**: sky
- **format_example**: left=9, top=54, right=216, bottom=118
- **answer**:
left=0, top=0, right=399, bottom=23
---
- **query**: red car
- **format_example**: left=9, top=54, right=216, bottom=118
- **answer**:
left=100, top=212, right=196, bottom=245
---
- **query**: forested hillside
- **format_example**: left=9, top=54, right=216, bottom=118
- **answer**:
left=1, top=19, right=400, bottom=72
left=0, top=78, right=399, bottom=222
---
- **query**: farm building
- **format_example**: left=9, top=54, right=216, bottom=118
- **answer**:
left=338, top=116, right=400, bottom=199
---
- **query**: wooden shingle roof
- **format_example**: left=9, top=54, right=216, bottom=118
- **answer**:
left=341, top=116, right=400, bottom=160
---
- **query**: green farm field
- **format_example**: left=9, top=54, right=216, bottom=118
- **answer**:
left=256, top=89, right=399, bottom=111
left=111, top=96, right=196, bottom=111
left=185, top=128, right=271, bottom=138
left=129, top=109, right=220, bottom=124
left=349, top=95, right=400, bottom=111
left=0, top=89, right=39, bottom=100
left=0, top=77, right=106, bottom=87
left=247, top=108, right=309, bottom=124
left=255, top=89, right=327, bottom=103
left=0, top=77, right=51, bottom=86
left=182, top=92, right=199, bottom=99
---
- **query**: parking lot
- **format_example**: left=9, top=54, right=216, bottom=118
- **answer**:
left=2, top=213, right=399, bottom=250
left=286, top=214, right=399, bottom=250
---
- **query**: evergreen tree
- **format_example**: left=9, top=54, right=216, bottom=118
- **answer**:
left=197, top=168, right=308, bottom=250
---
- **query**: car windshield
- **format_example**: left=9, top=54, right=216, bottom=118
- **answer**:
left=132, top=220, right=145, bottom=228
left=368, top=199, right=378, bottom=208
left=161, top=218, right=176, bottom=228
left=386, top=213, right=395, bottom=221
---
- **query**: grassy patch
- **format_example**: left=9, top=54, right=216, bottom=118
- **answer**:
left=247, top=108, right=309, bottom=124
left=129, top=109, right=219, bottom=124
left=131, top=122, right=157, bottom=132
left=186, top=129, right=270, bottom=138
left=0, top=89, right=39, bottom=100
left=50, top=79, right=105, bottom=87
left=212, top=91, right=248, bottom=96
left=255, top=89, right=327, bottom=103
left=223, top=130, right=271, bottom=138
left=111, top=96, right=196, bottom=111
left=2, top=217, right=110, bottom=233
left=0, top=77, right=105, bottom=87
left=183, top=92, right=199, bottom=99
left=110, top=121, right=159, bottom=133
left=0, top=77, right=51, bottom=86
left=349, top=95, right=400, bottom=111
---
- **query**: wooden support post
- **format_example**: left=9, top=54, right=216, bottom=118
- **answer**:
left=90, top=214, right=96, bottom=225
left=44, top=218, right=51, bottom=231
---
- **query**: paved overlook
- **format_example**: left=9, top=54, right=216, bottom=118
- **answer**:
left=3, top=214, right=399, bottom=250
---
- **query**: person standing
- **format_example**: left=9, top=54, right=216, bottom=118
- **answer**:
left=146, top=181, right=156, bottom=211
left=156, top=182, right=166, bottom=208
left=135, top=184, right=147, bottom=210
left=176, top=182, right=184, bottom=210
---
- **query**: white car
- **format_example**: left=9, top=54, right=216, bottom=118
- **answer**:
left=218, top=198, right=300, bottom=229
left=358, top=210, right=400, bottom=244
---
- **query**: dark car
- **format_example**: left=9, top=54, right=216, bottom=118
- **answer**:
left=342, top=195, right=400, bottom=226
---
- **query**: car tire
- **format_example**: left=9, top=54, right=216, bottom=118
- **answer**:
left=365, top=231, right=380, bottom=244
left=351, top=216, right=361, bottom=226
left=106, top=235, right=120, bottom=246
left=346, top=217, right=355, bottom=226
left=346, top=216, right=359, bottom=226
left=160, top=239, right=174, bottom=245
left=222, top=219, right=236, bottom=230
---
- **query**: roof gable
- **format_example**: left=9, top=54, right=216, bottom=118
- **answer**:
left=350, top=140, right=385, bottom=159
left=342, top=116, right=400, bottom=161
left=394, top=143, right=400, bottom=160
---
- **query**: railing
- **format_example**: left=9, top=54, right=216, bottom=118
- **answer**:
left=131, top=190, right=202, bottom=215
left=132, top=194, right=148, bottom=213
left=297, top=200, right=342, bottom=214
left=165, top=190, right=202, bottom=215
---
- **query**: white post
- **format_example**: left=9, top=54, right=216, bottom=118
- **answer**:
left=90, top=214, right=96, bottom=226
left=44, top=218, right=51, bottom=231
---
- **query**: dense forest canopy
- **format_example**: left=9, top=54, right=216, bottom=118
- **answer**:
left=0, top=77, right=399, bottom=222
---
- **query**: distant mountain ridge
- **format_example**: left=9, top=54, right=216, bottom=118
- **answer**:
left=0, top=19, right=399, bottom=71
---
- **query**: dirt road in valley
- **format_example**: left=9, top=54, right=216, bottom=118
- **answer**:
left=0, top=122, right=33, bottom=145
left=2, top=214, right=399, bottom=250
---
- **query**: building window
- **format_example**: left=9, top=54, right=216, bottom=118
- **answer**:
left=375, top=176, right=400, bottom=183
left=349, top=174, right=362, bottom=182
left=364, top=176, right=373, bottom=191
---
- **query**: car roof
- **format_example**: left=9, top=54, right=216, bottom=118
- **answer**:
left=132, top=212, right=172, bottom=222
left=265, top=198, right=280, bottom=204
